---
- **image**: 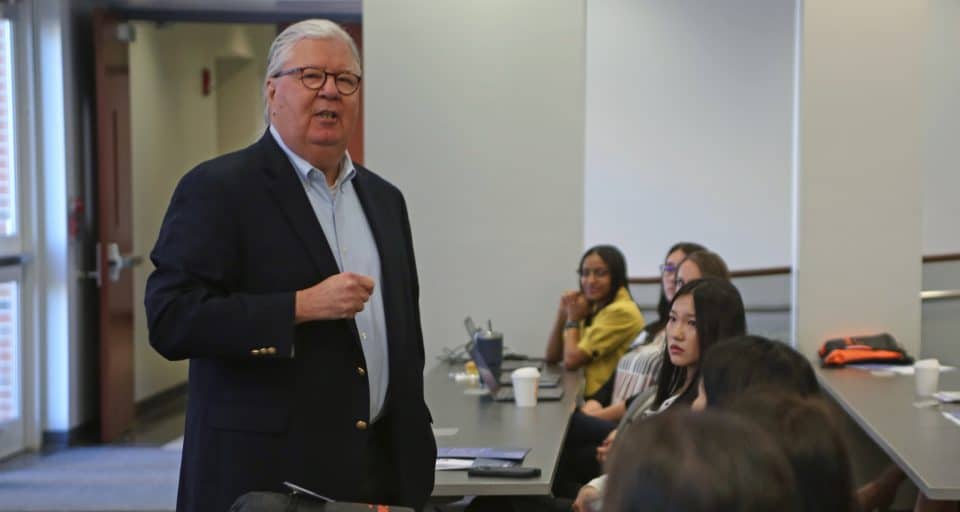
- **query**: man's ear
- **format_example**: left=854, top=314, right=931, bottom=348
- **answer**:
left=265, top=79, right=277, bottom=105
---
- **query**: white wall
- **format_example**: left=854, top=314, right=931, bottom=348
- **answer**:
left=129, top=22, right=273, bottom=401
left=364, top=0, right=586, bottom=365
left=792, top=0, right=925, bottom=356
left=924, top=0, right=960, bottom=256
left=585, top=0, right=795, bottom=274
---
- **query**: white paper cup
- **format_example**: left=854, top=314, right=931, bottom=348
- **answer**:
left=511, top=367, right=540, bottom=407
left=915, top=358, right=940, bottom=396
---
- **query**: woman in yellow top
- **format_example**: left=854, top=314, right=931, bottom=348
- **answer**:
left=545, top=245, right=645, bottom=398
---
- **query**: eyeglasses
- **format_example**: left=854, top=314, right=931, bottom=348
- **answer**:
left=271, top=66, right=362, bottom=96
left=577, top=268, right=610, bottom=279
left=660, top=263, right=679, bottom=274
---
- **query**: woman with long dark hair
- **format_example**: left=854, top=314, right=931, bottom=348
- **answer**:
left=571, top=278, right=747, bottom=510
left=545, top=245, right=644, bottom=398
left=580, top=243, right=706, bottom=419
left=603, top=410, right=799, bottom=512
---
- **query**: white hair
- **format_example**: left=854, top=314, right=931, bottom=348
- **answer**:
left=262, top=19, right=362, bottom=124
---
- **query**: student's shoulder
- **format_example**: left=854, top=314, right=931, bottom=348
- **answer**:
left=600, top=291, right=643, bottom=319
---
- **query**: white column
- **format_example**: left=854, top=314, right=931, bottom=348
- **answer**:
left=363, top=1, right=586, bottom=364
left=791, top=0, right=926, bottom=357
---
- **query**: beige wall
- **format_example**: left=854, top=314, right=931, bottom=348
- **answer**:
left=129, top=22, right=274, bottom=402
left=364, top=0, right=586, bottom=365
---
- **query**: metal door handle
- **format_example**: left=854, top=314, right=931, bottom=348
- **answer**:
left=106, top=242, right=142, bottom=282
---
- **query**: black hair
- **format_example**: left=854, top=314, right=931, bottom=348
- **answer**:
left=653, top=278, right=746, bottom=407
left=646, top=242, right=707, bottom=337
left=578, top=245, right=630, bottom=323
left=727, top=392, right=859, bottom=512
left=701, top=335, right=820, bottom=408
left=603, top=410, right=800, bottom=512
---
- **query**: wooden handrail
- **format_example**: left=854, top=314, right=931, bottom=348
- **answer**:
left=629, top=265, right=790, bottom=284
left=628, top=253, right=960, bottom=285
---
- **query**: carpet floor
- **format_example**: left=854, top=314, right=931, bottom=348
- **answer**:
left=0, top=446, right=180, bottom=511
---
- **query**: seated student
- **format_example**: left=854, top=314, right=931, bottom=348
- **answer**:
left=545, top=245, right=645, bottom=399
left=694, top=336, right=959, bottom=512
left=580, top=243, right=712, bottom=421
left=602, top=410, right=800, bottom=512
left=675, top=249, right=731, bottom=290
left=726, top=392, right=860, bottom=512
left=573, top=333, right=814, bottom=511
left=693, top=334, right=820, bottom=410
left=569, top=278, right=747, bottom=505
left=694, top=337, right=859, bottom=512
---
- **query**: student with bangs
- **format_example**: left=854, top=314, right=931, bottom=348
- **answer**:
left=571, top=278, right=747, bottom=510
left=554, top=243, right=706, bottom=500
left=580, top=243, right=707, bottom=421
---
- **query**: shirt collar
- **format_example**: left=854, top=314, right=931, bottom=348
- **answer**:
left=269, top=124, right=356, bottom=189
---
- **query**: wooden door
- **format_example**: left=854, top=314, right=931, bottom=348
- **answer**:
left=92, top=10, right=136, bottom=442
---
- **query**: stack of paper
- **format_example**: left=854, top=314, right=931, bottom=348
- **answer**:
left=933, top=391, right=960, bottom=403
left=435, top=447, right=530, bottom=471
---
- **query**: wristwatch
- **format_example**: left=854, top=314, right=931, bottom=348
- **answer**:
left=564, top=320, right=580, bottom=329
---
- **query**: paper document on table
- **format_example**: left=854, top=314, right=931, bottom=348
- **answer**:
left=942, top=410, right=960, bottom=428
left=437, top=447, right=530, bottom=461
left=848, top=363, right=957, bottom=375
left=934, top=391, right=960, bottom=403
left=436, top=457, right=518, bottom=471
left=436, top=458, right=476, bottom=471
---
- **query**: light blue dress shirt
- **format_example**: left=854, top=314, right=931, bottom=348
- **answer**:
left=270, top=125, right=389, bottom=421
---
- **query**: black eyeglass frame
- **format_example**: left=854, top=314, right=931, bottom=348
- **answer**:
left=271, top=66, right=363, bottom=95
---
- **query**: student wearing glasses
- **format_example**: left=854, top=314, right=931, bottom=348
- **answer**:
left=580, top=242, right=707, bottom=421
left=553, top=243, right=708, bottom=499
left=545, top=245, right=645, bottom=399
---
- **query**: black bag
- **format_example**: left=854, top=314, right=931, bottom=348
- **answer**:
left=229, top=491, right=415, bottom=512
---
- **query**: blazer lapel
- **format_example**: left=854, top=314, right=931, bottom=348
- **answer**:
left=257, top=132, right=341, bottom=277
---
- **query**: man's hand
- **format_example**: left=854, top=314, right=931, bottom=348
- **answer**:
left=295, top=272, right=374, bottom=323
left=572, top=485, right=601, bottom=512
left=596, top=429, right=617, bottom=464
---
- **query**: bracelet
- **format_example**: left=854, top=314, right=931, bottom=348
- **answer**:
left=564, top=320, right=580, bottom=329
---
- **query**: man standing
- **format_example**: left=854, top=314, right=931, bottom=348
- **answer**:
left=145, top=20, right=435, bottom=512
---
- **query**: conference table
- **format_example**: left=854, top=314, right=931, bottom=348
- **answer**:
left=816, top=364, right=960, bottom=500
left=425, top=361, right=582, bottom=497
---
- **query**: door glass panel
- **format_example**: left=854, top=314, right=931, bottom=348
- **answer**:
left=0, top=20, right=16, bottom=237
left=0, top=280, right=18, bottom=424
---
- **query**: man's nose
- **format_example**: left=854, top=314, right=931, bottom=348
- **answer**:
left=316, top=76, right=341, bottom=98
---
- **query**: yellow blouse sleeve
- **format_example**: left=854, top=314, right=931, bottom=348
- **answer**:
left=577, top=296, right=645, bottom=359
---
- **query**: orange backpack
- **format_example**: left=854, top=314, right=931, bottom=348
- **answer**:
left=818, top=333, right=913, bottom=367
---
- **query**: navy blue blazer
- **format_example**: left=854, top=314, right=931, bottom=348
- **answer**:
left=145, top=132, right=436, bottom=512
